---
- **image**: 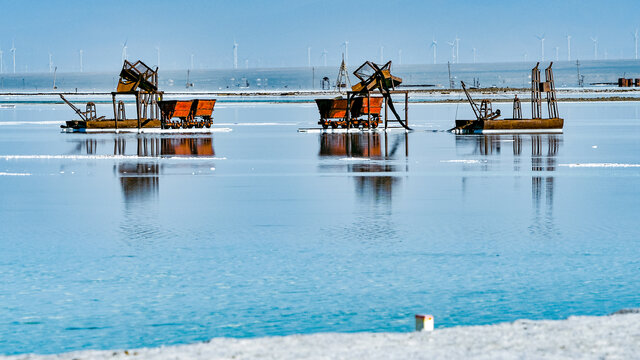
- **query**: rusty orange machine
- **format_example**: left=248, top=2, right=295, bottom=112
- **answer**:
left=60, top=60, right=218, bottom=131
left=314, top=60, right=410, bottom=131
left=316, top=97, right=384, bottom=129
left=158, top=99, right=216, bottom=129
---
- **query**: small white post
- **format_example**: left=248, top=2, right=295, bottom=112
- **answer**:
left=415, top=314, right=434, bottom=332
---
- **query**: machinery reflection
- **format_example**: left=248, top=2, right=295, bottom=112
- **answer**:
left=455, top=134, right=562, bottom=235
left=70, top=135, right=216, bottom=203
left=318, top=131, right=408, bottom=204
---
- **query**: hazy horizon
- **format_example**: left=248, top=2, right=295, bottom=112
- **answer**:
left=0, top=0, right=639, bottom=73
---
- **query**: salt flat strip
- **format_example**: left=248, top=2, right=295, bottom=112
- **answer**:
left=1, top=155, right=225, bottom=161
left=560, top=163, right=640, bottom=168
left=481, top=129, right=563, bottom=134
left=441, top=160, right=485, bottom=164
left=215, top=122, right=295, bottom=126
left=0, top=172, right=31, bottom=176
left=64, top=128, right=232, bottom=134
left=298, top=128, right=409, bottom=133
left=338, top=157, right=371, bottom=162
left=6, top=311, right=638, bottom=360
left=0, top=121, right=63, bottom=126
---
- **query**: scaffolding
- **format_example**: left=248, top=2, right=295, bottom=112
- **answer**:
left=111, top=60, right=163, bottom=130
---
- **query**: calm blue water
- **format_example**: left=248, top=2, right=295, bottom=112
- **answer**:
left=0, top=101, right=639, bottom=355
left=0, top=59, right=639, bottom=92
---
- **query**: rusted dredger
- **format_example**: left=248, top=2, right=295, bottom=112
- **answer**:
left=451, top=62, right=564, bottom=134
left=60, top=60, right=216, bottom=131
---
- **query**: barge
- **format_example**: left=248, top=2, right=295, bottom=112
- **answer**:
left=60, top=60, right=215, bottom=132
left=451, top=62, right=564, bottom=134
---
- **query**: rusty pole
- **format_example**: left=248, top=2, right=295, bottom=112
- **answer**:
left=112, top=93, right=118, bottom=130
left=404, top=91, right=408, bottom=129
left=405, top=131, right=409, bottom=157
left=136, top=91, right=142, bottom=130
left=384, top=96, right=388, bottom=130
left=346, top=92, right=351, bottom=130
left=384, top=131, right=388, bottom=157
left=367, top=91, right=371, bottom=129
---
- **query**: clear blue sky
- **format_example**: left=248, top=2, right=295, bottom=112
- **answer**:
left=0, top=0, right=638, bottom=72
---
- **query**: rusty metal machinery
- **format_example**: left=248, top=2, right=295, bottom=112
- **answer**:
left=461, top=62, right=560, bottom=123
left=513, top=95, right=522, bottom=119
left=347, top=61, right=411, bottom=130
left=336, top=56, right=351, bottom=92
left=461, top=81, right=501, bottom=121
left=450, top=62, right=563, bottom=134
left=111, top=59, right=164, bottom=129
left=59, top=95, right=104, bottom=121
left=531, top=62, right=559, bottom=119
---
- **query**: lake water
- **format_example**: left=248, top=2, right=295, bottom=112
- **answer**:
left=0, top=101, right=639, bottom=355
left=1, top=59, right=639, bottom=92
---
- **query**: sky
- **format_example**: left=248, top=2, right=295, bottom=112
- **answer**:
left=0, top=0, right=638, bottom=73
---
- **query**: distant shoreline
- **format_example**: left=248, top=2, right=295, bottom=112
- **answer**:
left=4, top=310, right=639, bottom=360
left=0, top=88, right=639, bottom=104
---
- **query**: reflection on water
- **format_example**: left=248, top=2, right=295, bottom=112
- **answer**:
left=318, top=132, right=408, bottom=204
left=118, top=163, right=160, bottom=203
left=69, top=135, right=216, bottom=203
left=456, top=134, right=563, bottom=235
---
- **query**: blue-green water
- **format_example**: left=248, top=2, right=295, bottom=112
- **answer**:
left=0, top=102, right=639, bottom=355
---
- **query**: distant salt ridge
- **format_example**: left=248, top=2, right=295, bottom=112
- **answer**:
left=560, top=163, right=640, bottom=168
left=0, top=172, right=31, bottom=176
left=1, top=155, right=225, bottom=161
left=0, top=121, right=62, bottom=126
left=441, top=159, right=486, bottom=164
left=5, top=311, right=638, bottom=360
left=216, top=122, right=294, bottom=126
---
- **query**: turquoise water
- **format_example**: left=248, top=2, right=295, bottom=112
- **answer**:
left=0, top=102, right=639, bottom=355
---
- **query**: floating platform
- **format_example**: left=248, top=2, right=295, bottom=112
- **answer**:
left=62, top=126, right=232, bottom=134
left=62, top=118, right=161, bottom=130
left=452, top=118, right=564, bottom=134
left=297, top=127, right=410, bottom=133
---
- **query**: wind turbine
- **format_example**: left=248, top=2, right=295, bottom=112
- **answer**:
left=634, top=29, right=638, bottom=60
left=342, top=41, right=349, bottom=65
left=536, top=34, right=545, bottom=61
left=233, top=41, right=238, bottom=69
left=447, top=40, right=455, bottom=63
left=11, top=41, right=16, bottom=74
left=566, top=35, right=571, bottom=61
left=591, top=37, right=598, bottom=60
left=454, top=35, right=460, bottom=63
left=121, top=40, right=128, bottom=63
left=431, top=39, right=437, bottom=64
left=321, top=48, right=328, bottom=67
left=472, top=47, right=477, bottom=63
left=48, top=53, right=53, bottom=73
left=80, top=49, right=83, bottom=72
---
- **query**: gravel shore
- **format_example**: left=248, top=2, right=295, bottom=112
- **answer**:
left=6, top=310, right=639, bottom=360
